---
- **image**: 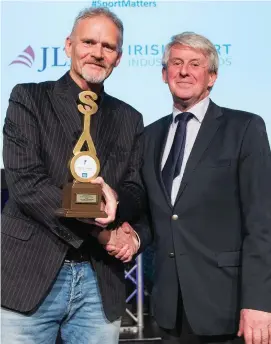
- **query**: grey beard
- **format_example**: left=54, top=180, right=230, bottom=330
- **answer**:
left=81, top=67, right=106, bottom=84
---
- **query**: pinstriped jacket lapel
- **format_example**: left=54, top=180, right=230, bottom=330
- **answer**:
left=47, top=73, right=124, bottom=174
left=47, top=73, right=81, bottom=149
left=95, top=93, right=123, bottom=171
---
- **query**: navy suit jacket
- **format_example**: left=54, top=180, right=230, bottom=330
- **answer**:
left=136, top=100, right=271, bottom=335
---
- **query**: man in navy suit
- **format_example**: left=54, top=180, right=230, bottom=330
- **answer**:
left=106, top=32, right=271, bottom=344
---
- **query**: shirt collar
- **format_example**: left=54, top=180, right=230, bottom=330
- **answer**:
left=172, top=96, right=210, bottom=124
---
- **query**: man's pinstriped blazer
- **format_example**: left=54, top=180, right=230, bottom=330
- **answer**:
left=1, top=72, right=146, bottom=321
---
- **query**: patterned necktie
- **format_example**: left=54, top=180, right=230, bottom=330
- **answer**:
left=162, top=112, right=193, bottom=196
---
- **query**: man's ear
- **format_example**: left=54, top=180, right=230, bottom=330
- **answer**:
left=162, top=66, right=168, bottom=84
left=114, top=52, right=122, bottom=67
left=208, top=72, right=217, bottom=88
left=65, top=36, right=72, bottom=58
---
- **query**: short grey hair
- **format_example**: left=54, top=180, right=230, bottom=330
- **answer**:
left=162, top=32, right=219, bottom=74
left=71, top=7, right=124, bottom=52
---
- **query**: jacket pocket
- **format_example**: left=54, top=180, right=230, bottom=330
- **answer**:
left=1, top=215, right=36, bottom=241
left=216, top=250, right=241, bottom=267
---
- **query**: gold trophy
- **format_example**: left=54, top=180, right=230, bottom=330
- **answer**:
left=56, top=91, right=107, bottom=218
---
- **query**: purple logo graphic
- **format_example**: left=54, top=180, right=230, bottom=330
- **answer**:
left=9, top=45, right=35, bottom=68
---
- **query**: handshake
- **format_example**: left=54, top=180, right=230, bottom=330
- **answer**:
left=78, top=177, right=140, bottom=263
left=95, top=222, right=140, bottom=263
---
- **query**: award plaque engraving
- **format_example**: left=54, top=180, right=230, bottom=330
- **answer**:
left=55, top=91, right=107, bottom=218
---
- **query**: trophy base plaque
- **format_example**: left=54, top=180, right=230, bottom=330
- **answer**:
left=56, top=182, right=107, bottom=218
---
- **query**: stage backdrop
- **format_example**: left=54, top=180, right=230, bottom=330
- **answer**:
left=1, top=0, right=271, bottom=169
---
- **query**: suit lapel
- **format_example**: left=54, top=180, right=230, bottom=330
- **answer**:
left=47, top=73, right=82, bottom=148
left=47, top=73, right=124, bottom=176
left=154, top=115, right=173, bottom=207
left=175, top=100, right=223, bottom=204
left=48, top=74, right=123, bottom=173
left=94, top=94, right=123, bottom=172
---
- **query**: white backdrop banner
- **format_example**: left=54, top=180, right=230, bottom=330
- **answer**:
left=1, top=1, right=271, bottom=168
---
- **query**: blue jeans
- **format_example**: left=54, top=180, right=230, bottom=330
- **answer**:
left=1, top=261, right=121, bottom=344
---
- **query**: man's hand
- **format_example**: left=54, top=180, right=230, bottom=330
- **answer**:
left=77, top=177, right=118, bottom=228
left=238, top=309, right=271, bottom=344
left=95, top=229, right=117, bottom=246
left=103, top=222, right=139, bottom=263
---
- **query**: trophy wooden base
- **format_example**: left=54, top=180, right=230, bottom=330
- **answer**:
left=55, top=182, right=107, bottom=218
left=55, top=208, right=107, bottom=218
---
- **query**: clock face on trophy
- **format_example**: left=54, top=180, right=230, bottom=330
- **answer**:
left=55, top=91, right=107, bottom=218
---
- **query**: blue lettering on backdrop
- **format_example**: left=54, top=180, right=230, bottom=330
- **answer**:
left=38, top=47, right=69, bottom=72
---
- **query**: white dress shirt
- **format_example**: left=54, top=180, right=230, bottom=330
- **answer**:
left=161, top=97, right=210, bottom=205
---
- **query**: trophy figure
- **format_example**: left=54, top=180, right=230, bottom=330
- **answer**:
left=55, top=91, right=107, bottom=218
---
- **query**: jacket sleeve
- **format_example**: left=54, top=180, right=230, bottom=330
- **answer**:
left=239, top=115, right=271, bottom=311
left=117, top=114, right=146, bottom=223
left=3, top=84, right=91, bottom=248
left=133, top=212, right=153, bottom=255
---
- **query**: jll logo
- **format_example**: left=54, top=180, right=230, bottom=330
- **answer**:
left=9, top=46, right=69, bottom=72
left=9, top=46, right=35, bottom=68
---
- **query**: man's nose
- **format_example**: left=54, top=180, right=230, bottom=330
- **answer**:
left=179, top=63, right=189, bottom=76
left=90, top=44, right=103, bottom=59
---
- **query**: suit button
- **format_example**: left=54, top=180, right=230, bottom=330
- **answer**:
left=169, top=252, right=175, bottom=258
left=172, top=214, right=178, bottom=220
